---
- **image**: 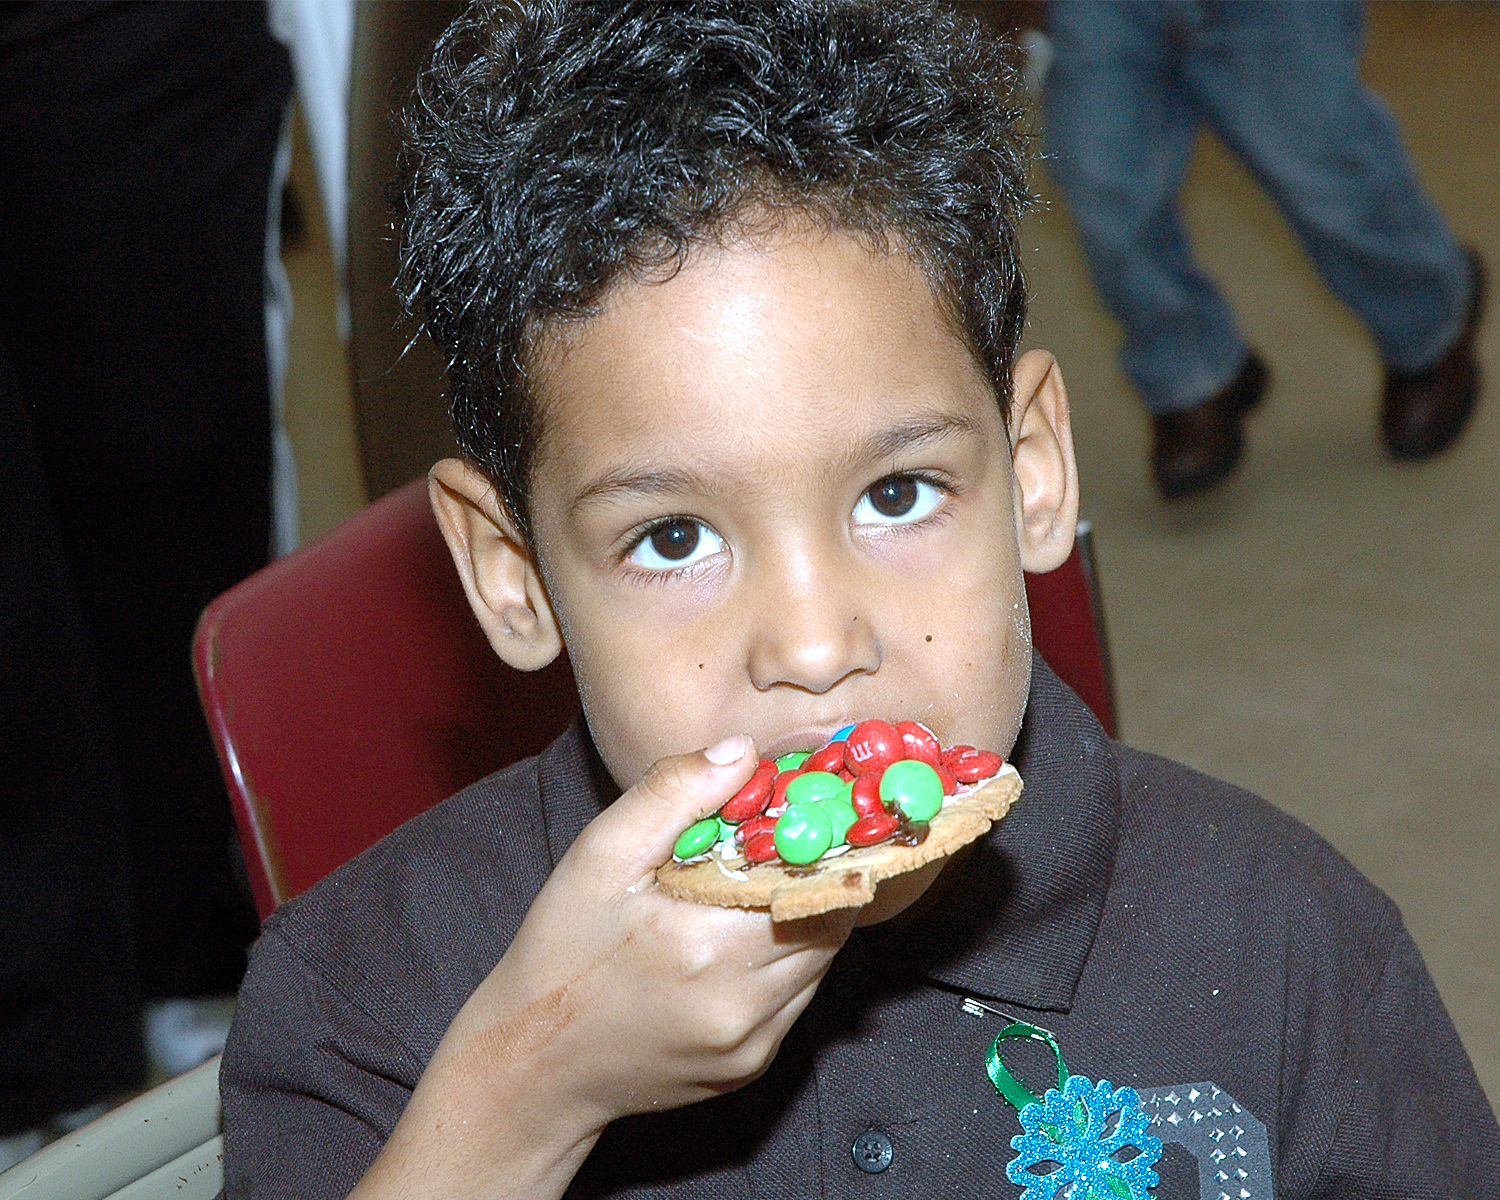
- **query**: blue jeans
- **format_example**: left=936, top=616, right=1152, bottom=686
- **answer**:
left=1044, top=1, right=1470, bottom=414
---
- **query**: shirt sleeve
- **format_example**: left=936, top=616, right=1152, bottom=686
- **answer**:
left=1305, top=918, right=1500, bottom=1199
left=220, top=926, right=425, bottom=1200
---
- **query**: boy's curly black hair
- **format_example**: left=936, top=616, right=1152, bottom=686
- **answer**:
left=400, top=0, right=1030, bottom=539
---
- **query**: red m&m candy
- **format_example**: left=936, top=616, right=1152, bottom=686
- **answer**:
left=719, top=759, right=777, bottom=823
left=895, top=720, right=942, bottom=768
left=843, top=719, right=903, bottom=776
left=735, top=813, right=777, bottom=844
left=850, top=772, right=886, bottom=817
left=744, top=830, right=779, bottom=864
left=845, top=812, right=899, bottom=847
left=802, top=742, right=847, bottom=775
left=949, top=747, right=1003, bottom=783
left=940, top=744, right=974, bottom=769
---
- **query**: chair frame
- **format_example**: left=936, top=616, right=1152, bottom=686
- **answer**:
left=0, top=1058, right=222, bottom=1200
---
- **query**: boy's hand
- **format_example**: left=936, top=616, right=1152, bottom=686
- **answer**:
left=460, top=733, right=855, bottom=1119
left=352, top=735, right=854, bottom=1200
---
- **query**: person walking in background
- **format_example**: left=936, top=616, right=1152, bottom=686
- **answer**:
left=1043, top=0, right=1484, bottom=500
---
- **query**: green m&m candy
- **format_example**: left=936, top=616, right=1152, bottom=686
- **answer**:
left=879, top=759, right=943, bottom=823
left=784, top=770, right=845, bottom=807
left=773, top=803, right=834, bottom=865
left=820, top=792, right=859, bottom=846
left=673, top=816, right=721, bottom=861
left=776, top=750, right=811, bottom=772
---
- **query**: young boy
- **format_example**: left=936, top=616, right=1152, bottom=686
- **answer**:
left=220, top=3, right=1500, bottom=1197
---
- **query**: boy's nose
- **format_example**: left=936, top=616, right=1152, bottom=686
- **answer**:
left=745, top=555, right=881, bottom=694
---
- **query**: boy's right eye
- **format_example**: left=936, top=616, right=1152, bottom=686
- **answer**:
left=625, top=518, right=725, bottom=572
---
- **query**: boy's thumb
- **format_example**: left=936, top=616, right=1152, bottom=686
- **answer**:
left=601, top=735, right=758, bottom=873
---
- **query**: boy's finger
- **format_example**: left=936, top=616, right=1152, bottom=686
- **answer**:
left=590, top=735, right=759, bottom=872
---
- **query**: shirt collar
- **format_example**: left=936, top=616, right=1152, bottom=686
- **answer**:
left=536, top=714, right=618, bottom=868
left=873, top=655, right=1121, bottom=1012
left=535, top=653, right=1120, bottom=1014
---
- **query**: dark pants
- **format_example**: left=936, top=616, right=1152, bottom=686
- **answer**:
left=0, top=1, right=290, bottom=1129
left=1044, top=0, right=1468, bottom=413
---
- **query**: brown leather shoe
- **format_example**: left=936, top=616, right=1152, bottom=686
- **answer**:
left=1382, top=247, right=1485, bottom=460
left=1151, top=353, right=1269, bottom=500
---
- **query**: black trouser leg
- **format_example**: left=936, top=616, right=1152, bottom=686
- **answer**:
left=0, top=2, right=292, bottom=1002
left=0, top=353, right=145, bottom=1134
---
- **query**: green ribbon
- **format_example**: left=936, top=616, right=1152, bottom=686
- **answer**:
left=985, top=1020, right=1069, bottom=1112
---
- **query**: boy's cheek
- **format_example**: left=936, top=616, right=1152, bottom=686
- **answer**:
left=882, top=550, right=1033, bottom=751
left=902, top=597, right=1032, bottom=758
left=548, top=598, right=710, bottom=783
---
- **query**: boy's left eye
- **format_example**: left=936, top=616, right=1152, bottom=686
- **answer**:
left=852, top=475, right=944, bottom=526
left=625, top=517, right=725, bottom=571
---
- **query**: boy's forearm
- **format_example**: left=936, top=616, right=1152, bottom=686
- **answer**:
left=348, top=1024, right=603, bottom=1200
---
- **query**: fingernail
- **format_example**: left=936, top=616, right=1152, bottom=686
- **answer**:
left=704, top=734, right=750, bottom=765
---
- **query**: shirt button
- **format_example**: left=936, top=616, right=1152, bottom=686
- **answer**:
left=851, top=1128, right=893, bottom=1174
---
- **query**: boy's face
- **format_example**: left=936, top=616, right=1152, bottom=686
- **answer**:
left=439, top=222, right=1077, bottom=792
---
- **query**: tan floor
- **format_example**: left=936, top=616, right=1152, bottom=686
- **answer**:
left=1020, top=3, right=1500, bottom=1104
left=279, top=2, right=1498, bottom=1105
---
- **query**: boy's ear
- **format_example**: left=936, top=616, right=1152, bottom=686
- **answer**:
left=1008, top=349, right=1080, bottom=574
left=428, top=459, right=564, bottom=672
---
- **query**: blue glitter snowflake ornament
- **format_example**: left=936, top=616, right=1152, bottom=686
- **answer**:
left=984, top=1021, right=1161, bottom=1200
left=1007, top=1074, right=1161, bottom=1200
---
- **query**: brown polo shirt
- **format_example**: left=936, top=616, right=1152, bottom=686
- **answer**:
left=220, top=660, right=1500, bottom=1198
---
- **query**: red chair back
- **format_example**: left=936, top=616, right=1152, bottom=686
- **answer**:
left=193, top=481, right=577, bottom=918
left=1026, top=519, right=1117, bottom=740
left=194, top=480, right=1115, bottom=917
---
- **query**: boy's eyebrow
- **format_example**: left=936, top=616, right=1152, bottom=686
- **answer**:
left=569, top=465, right=715, bottom=514
left=569, top=411, right=985, bottom=513
left=851, top=411, right=985, bottom=464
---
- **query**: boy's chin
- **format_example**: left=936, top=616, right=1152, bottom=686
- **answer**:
left=852, top=856, right=952, bottom=928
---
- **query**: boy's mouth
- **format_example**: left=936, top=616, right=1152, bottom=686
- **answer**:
left=761, top=724, right=864, bottom=760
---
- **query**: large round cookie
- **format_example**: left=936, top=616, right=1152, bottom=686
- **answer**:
left=655, top=765, right=1021, bottom=921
